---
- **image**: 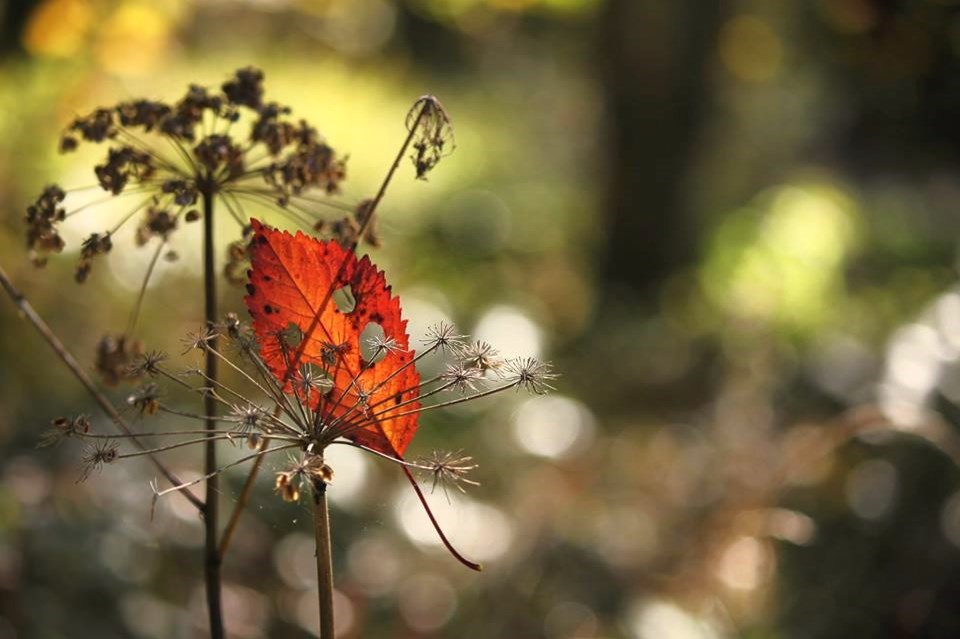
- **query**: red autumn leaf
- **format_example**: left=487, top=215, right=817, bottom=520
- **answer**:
left=243, top=218, right=420, bottom=456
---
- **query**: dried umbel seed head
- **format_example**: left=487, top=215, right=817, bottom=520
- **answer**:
left=126, top=350, right=167, bottom=378
left=181, top=326, right=219, bottom=354
left=135, top=207, right=178, bottom=246
left=228, top=403, right=266, bottom=432
left=223, top=312, right=243, bottom=338
left=25, top=185, right=67, bottom=266
left=75, top=231, right=113, bottom=283
left=127, top=383, right=162, bottom=415
left=96, top=333, right=144, bottom=386
left=275, top=471, right=300, bottom=502
left=418, top=450, right=480, bottom=500
left=423, top=321, right=465, bottom=354
left=274, top=456, right=335, bottom=503
left=441, top=362, right=485, bottom=394
left=79, top=440, right=119, bottom=483
left=224, top=229, right=254, bottom=286
left=457, top=341, right=501, bottom=372
left=504, top=357, right=558, bottom=395
left=38, top=415, right=91, bottom=448
left=407, top=96, right=455, bottom=180
left=354, top=198, right=380, bottom=247
left=222, top=66, right=265, bottom=109
left=25, top=67, right=352, bottom=302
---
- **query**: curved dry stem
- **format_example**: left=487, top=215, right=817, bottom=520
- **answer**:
left=0, top=263, right=202, bottom=510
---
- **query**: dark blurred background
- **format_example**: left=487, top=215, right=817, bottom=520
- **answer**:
left=5, top=0, right=960, bottom=637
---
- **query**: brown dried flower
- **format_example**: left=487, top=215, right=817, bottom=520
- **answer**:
left=95, top=333, right=144, bottom=386
left=407, top=96, right=455, bottom=180
left=26, top=68, right=351, bottom=296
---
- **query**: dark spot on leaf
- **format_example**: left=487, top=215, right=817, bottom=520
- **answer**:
left=246, top=284, right=255, bottom=295
left=264, top=304, right=274, bottom=314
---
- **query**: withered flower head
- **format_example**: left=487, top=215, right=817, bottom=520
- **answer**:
left=423, top=321, right=466, bottom=354
left=38, top=414, right=91, bottom=448
left=504, top=357, right=558, bottom=395
left=78, top=440, right=119, bottom=483
left=96, top=333, right=144, bottom=386
left=25, top=185, right=67, bottom=266
left=457, top=340, right=502, bottom=372
left=275, top=455, right=334, bottom=503
left=127, top=382, right=163, bottom=415
left=418, top=449, right=480, bottom=501
left=228, top=403, right=267, bottom=432
left=441, top=362, right=485, bottom=394
left=181, top=326, right=219, bottom=354
left=407, top=96, right=455, bottom=180
left=75, top=231, right=113, bottom=283
left=26, top=68, right=351, bottom=285
left=127, top=350, right=168, bottom=378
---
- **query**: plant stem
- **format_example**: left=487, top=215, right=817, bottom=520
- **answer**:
left=218, top=436, right=270, bottom=558
left=313, top=479, right=335, bottom=639
left=201, top=185, right=225, bottom=639
left=0, top=264, right=202, bottom=510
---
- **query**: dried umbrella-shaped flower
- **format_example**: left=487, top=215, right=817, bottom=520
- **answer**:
left=23, top=68, right=386, bottom=377
left=43, top=224, right=556, bottom=633
left=26, top=81, right=493, bottom=639
left=121, top=303, right=554, bottom=560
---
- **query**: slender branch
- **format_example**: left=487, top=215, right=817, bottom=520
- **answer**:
left=217, top=437, right=270, bottom=558
left=312, top=480, right=336, bottom=639
left=153, top=443, right=299, bottom=499
left=126, top=238, right=167, bottom=335
left=0, top=264, right=202, bottom=510
left=353, top=101, right=431, bottom=248
left=116, top=433, right=250, bottom=459
left=402, top=466, right=482, bottom=571
left=280, top=98, right=433, bottom=384
left=218, top=405, right=285, bottom=559
left=338, top=381, right=519, bottom=439
left=201, top=184, right=225, bottom=639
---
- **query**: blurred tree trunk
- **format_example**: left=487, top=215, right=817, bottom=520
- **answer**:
left=598, top=0, right=727, bottom=302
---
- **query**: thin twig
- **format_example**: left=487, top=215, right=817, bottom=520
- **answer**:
left=0, top=263, right=202, bottom=510
left=218, top=432, right=273, bottom=558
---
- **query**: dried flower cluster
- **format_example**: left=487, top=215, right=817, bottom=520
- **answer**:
left=407, top=96, right=455, bottom=180
left=24, top=67, right=356, bottom=284
left=45, top=317, right=555, bottom=509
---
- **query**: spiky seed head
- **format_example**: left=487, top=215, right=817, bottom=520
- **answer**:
left=78, top=440, right=119, bottom=483
left=423, top=321, right=465, bottom=354
left=458, top=340, right=501, bottom=372
left=441, top=362, right=485, bottom=394
left=504, top=357, right=558, bottom=395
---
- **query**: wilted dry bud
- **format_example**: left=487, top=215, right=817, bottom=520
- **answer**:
left=96, top=334, right=144, bottom=386
left=275, top=472, right=300, bottom=502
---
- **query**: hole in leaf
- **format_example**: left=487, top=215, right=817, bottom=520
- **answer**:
left=333, top=285, right=356, bottom=313
left=279, top=322, right=303, bottom=348
left=360, top=322, right=386, bottom=365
